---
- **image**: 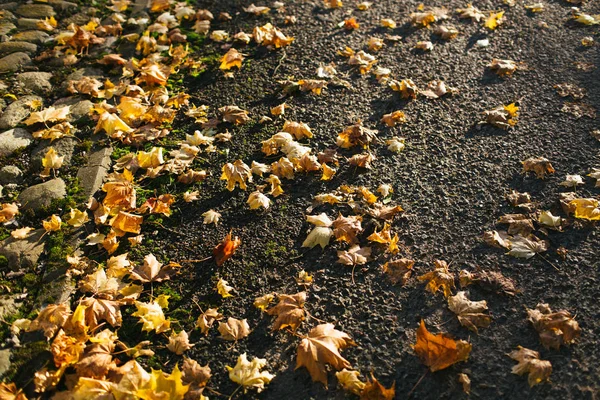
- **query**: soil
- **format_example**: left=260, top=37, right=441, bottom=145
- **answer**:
left=4, top=0, right=600, bottom=399
left=139, top=0, right=600, bottom=399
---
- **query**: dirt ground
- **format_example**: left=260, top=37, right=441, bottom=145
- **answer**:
left=141, top=0, right=600, bottom=399
left=2, top=0, right=600, bottom=398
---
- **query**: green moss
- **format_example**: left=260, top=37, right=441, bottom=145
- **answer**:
left=154, top=285, right=181, bottom=302
left=22, top=273, right=38, bottom=287
left=0, top=255, right=7, bottom=269
left=111, top=146, right=132, bottom=160
left=4, top=341, right=50, bottom=384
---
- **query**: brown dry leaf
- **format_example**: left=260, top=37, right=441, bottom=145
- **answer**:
left=381, top=110, right=407, bottom=127
left=213, top=232, right=241, bottom=266
left=266, top=292, right=306, bottom=332
left=336, top=121, right=378, bottom=149
left=561, top=102, right=596, bottom=119
left=337, top=245, right=371, bottom=266
left=554, top=83, right=586, bottom=100
left=137, top=194, right=175, bottom=217
left=413, top=320, right=472, bottom=372
left=458, top=373, right=471, bottom=394
left=508, top=346, right=552, bottom=387
left=389, top=79, right=418, bottom=99
left=349, top=152, right=375, bottom=169
left=522, top=157, right=555, bottom=179
left=481, top=103, right=519, bottom=129
left=489, top=59, right=518, bottom=76
left=24, top=106, right=71, bottom=125
left=448, top=291, right=492, bottom=333
left=181, top=357, right=211, bottom=396
left=361, top=374, right=395, bottom=400
left=282, top=120, right=313, bottom=139
left=75, top=329, right=117, bottom=378
left=497, top=214, right=534, bottom=236
left=483, top=230, right=511, bottom=249
left=507, top=234, right=548, bottom=259
left=220, top=105, right=250, bottom=125
left=220, top=48, right=244, bottom=71
left=382, top=258, right=414, bottom=285
left=130, top=253, right=180, bottom=283
left=218, top=317, right=250, bottom=341
left=527, top=303, right=581, bottom=349
left=368, top=204, right=404, bottom=220
left=167, top=330, right=194, bottom=355
left=332, top=214, right=363, bottom=244
left=0, top=203, right=19, bottom=223
left=253, top=22, right=294, bottom=48
left=459, top=269, right=517, bottom=296
left=80, top=297, right=122, bottom=329
left=418, top=260, right=455, bottom=298
left=0, top=382, right=27, bottom=400
left=196, top=308, right=223, bottom=335
left=221, top=160, right=252, bottom=191
left=102, top=170, right=136, bottom=210
left=296, top=323, right=357, bottom=386
left=29, top=303, right=71, bottom=339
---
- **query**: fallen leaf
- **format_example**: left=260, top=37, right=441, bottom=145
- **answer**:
left=253, top=293, right=275, bottom=311
left=167, top=331, right=194, bottom=355
left=336, top=369, right=365, bottom=396
left=382, top=258, right=414, bottom=285
left=448, top=291, right=492, bottom=333
left=361, top=374, right=395, bottom=400
left=220, top=105, right=250, bottom=125
left=226, top=353, right=274, bottom=393
left=485, top=11, right=505, bottom=30
left=508, top=346, right=551, bottom=387
left=135, top=364, right=189, bottom=400
left=568, top=198, right=600, bottom=220
left=418, top=260, right=455, bottom=298
left=458, top=373, right=471, bottom=394
left=267, top=292, right=306, bottom=331
left=220, top=48, right=244, bottom=70
left=10, top=227, right=33, bottom=239
left=218, top=317, right=250, bottom=341
left=221, top=160, right=252, bottom=191
left=213, top=232, right=241, bottom=266
left=507, top=234, right=548, bottom=259
left=522, top=157, right=555, bottom=179
left=413, top=320, right=472, bottom=372
left=132, top=300, right=171, bottom=333
left=196, top=308, right=223, bottom=335
left=296, top=323, right=356, bottom=386
left=24, top=106, right=71, bottom=125
left=527, top=303, right=580, bottom=349
left=217, top=278, right=234, bottom=298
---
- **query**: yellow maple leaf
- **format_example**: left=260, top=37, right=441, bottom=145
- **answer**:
left=66, top=208, right=89, bottom=227
left=41, top=147, right=64, bottom=177
left=24, top=106, right=71, bottom=125
left=220, top=48, right=244, bottom=70
left=137, top=147, right=165, bottom=169
left=217, top=278, right=234, bottom=298
left=485, top=11, right=505, bottom=30
left=132, top=300, right=171, bottom=333
left=226, top=353, right=275, bottom=393
left=94, top=112, right=133, bottom=136
left=136, top=365, right=189, bottom=400
left=418, top=260, right=455, bottom=298
left=43, top=214, right=62, bottom=232
left=568, top=198, right=600, bottom=221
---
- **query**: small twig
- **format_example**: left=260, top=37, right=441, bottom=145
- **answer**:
left=407, top=370, right=428, bottom=398
left=205, top=387, right=229, bottom=398
left=351, top=264, right=357, bottom=285
left=305, top=310, right=325, bottom=324
left=538, top=254, right=560, bottom=271
left=272, top=50, right=287, bottom=77
left=228, top=385, right=243, bottom=400
left=180, top=256, right=212, bottom=263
